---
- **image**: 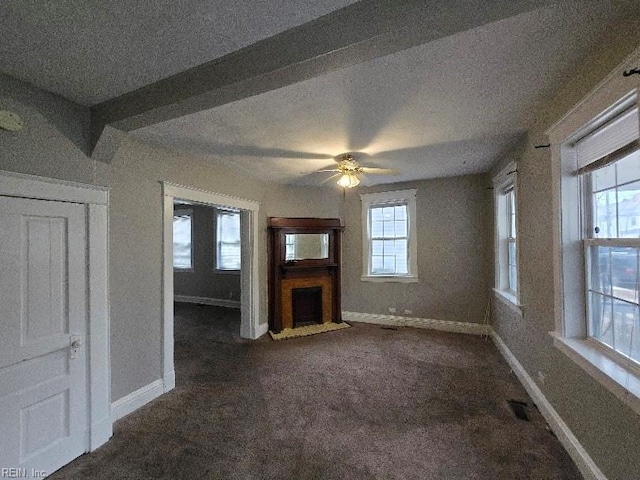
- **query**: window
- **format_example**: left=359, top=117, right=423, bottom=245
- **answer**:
left=552, top=88, right=640, bottom=410
left=581, top=107, right=640, bottom=365
left=216, top=209, right=241, bottom=271
left=173, top=209, right=193, bottom=270
left=493, top=163, right=520, bottom=311
left=285, top=234, right=296, bottom=260
left=361, top=189, right=418, bottom=282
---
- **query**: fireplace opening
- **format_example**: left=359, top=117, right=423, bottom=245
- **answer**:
left=292, top=286, right=323, bottom=327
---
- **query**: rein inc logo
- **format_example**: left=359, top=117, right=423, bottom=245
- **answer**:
left=1, top=469, right=46, bottom=478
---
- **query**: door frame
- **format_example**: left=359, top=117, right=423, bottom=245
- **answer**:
left=161, top=183, right=263, bottom=390
left=0, top=169, right=112, bottom=451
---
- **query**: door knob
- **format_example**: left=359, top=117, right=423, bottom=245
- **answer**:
left=70, top=334, right=83, bottom=359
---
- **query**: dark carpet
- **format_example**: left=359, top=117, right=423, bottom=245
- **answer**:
left=51, top=303, right=582, bottom=479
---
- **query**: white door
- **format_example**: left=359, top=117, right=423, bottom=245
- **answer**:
left=0, top=196, right=88, bottom=476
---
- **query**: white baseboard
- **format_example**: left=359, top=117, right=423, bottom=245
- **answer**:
left=174, top=295, right=240, bottom=309
left=342, top=311, right=490, bottom=335
left=111, top=379, right=165, bottom=422
left=491, top=331, right=606, bottom=480
left=255, top=322, right=269, bottom=338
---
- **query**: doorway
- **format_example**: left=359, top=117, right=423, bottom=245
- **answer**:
left=0, top=170, right=111, bottom=474
left=161, top=183, right=263, bottom=391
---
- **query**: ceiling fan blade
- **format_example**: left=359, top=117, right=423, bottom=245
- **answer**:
left=320, top=173, right=341, bottom=184
left=360, top=167, right=398, bottom=175
left=316, top=169, right=341, bottom=173
left=358, top=174, right=372, bottom=187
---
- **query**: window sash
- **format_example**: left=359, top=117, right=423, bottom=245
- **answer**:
left=583, top=141, right=640, bottom=364
left=493, top=169, right=518, bottom=300
left=285, top=235, right=296, bottom=261
left=216, top=210, right=241, bottom=270
left=173, top=211, right=192, bottom=269
left=585, top=242, right=640, bottom=366
left=507, top=238, right=518, bottom=295
left=368, top=203, right=409, bottom=276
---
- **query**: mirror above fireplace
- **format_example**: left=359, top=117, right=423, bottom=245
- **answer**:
left=285, top=233, right=329, bottom=260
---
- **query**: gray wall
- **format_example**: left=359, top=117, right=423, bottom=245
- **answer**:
left=489, top=33, right=640, bottom=480
left=173, top=204, right=241, bottom=302
left=0, top=74, right=340, bottom=401
left=342, top=175, right=492, bottom=324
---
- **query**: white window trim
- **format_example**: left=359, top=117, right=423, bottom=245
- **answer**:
left=493, top=162, right=522, bottom=315
left=173, top=208, right=194, bottom=272
left=547, top=45, right=640, bottom=415
left=215, top=208, right=241, bottom=273
left=360, top=189, right=418, bottom=283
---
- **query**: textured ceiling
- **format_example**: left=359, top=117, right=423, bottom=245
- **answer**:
left=134, top=2, right=640, bottom=185
left=2, top=1, right=639, bottom=186
left=0, top=0, right=358, bottom=105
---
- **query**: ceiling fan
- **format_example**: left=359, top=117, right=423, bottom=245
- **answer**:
left=317, top=153, right=398, bottom=188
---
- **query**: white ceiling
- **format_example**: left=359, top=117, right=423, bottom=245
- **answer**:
left=0, top=0, right=358, bottom=105
left=2, top=1, right=639, bottom=186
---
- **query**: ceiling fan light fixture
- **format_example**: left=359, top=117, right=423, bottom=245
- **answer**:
left=337, top=173, right=360, bottom=188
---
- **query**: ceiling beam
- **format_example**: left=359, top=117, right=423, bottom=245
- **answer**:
left=89, top=0, right=556, bottom=158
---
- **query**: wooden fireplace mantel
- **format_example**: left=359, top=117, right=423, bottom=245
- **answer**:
left=268, top=217, right=343, bottom=333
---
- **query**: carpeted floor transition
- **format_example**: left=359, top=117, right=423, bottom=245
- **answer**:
left=50, top=303, right=582, bottom=479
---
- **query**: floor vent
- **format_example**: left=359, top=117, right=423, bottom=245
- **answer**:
left=508, top=400, right=530, bottom=421
left=380, top=326, right=398, bottom=331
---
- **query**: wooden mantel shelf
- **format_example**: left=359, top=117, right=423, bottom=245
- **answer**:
left=268, top=217, right=344, bottom=229
left=280, top=262, right=338, bottom=270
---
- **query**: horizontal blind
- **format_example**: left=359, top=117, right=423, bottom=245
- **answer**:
left=576, top=106, right=639, bottom=169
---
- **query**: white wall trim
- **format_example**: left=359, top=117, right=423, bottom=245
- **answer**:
left=163, top=182, right=260, bottom=212
left=87, top=203, right=112, bottom=450
left=491, top=331, right=607, bottom=480
left=342, top=311, right=490, bottom=335
left=0, top=169, right=109, bottom=205
left=110, top=379, right=165, bottom=422
left=493, top=288, right=524, bottom=317
left=0, top=170, right=112, bottom=453
left=164, top=370, right=175, bottom=392
left=175, top=295, right=241, bottom=309
left=162, top=182, right=262, bottom=403
left=360, top=188, right=418, bottom=280
left=360, top=275, right=419, bottom=283
left=255, top=322, right=269, bottom=338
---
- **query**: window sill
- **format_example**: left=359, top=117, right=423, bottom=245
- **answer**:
left=493, top=288, right=523, bottom=317
left=174, top=267, right=194, bottom=273
left=360, top=275, right=419, bottom=283
left=550, top=332, right=640, bottom=416
left=214, top=269, right=240, bottom=275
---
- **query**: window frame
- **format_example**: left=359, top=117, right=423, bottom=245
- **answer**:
left=582, top=138, right=640, bottom=367
left=173, top=208, right=194, bottom=272
left=550, top=82, right=640, bottom=415
left=360, top=189, right=418, bottom=283
left=493, top=162, right=522, bottom=314
left=215, top=208, right=241, bottom=273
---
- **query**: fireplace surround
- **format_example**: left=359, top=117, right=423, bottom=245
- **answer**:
left=268, top=217, right=343, bottom=333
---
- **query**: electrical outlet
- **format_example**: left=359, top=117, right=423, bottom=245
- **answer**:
left=388, top=307, right=396, bottom=314
left=537, top=371, right=545, bottom=384
left=404, top=309, right=412, bottom=315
